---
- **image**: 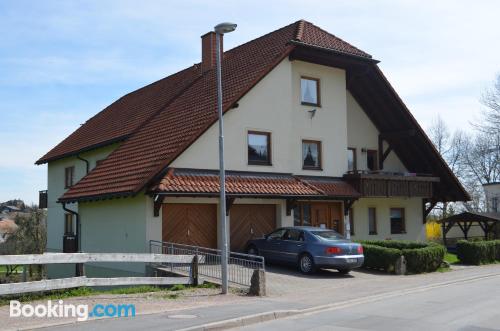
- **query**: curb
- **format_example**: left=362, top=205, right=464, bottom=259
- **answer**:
left=178, top=272, right=500, bottom=331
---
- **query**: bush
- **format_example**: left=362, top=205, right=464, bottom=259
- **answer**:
left=456, top=240, right=500, bottom=265
left=358, top=240, right=446, bottom=274
left=361, top=244, right=401, bottom=272
left=403, top=243, right=446, bottom=274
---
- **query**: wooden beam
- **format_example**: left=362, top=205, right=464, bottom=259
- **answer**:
left=0, top=253, right=196, bottom=265
left=286, top=199, right=297, bottom=216
left=423, top=200, right=437, bottom=223
left=343, top=199, right=356, bottom=215
left=0, top=276, right=193, bottom=296
left=154, top=195, right=165, bottom=217
left=226, top=197, right=235, bottom=216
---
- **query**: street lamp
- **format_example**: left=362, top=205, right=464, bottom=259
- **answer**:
left=215, top=22, right=236, bottom=295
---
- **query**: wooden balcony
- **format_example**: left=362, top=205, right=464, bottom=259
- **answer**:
left=343, top=171, right=440, bottom=198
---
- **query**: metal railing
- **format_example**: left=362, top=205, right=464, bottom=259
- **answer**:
left=149, top=240, right=264, bottom=287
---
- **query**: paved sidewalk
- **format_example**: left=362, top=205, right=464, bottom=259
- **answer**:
left=29, top=264, right=500, bottom=331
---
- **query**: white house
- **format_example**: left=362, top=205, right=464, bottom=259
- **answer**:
left=36, top=20, right=469, bottom=277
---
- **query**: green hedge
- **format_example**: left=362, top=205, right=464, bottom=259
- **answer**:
left=456, top=240, right=500, bottom=265
left=358, top=240, right=446, bottom=274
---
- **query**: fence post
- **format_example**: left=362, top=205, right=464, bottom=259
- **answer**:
left=249, top=269, right=266, bottom=296
left=190, top=255, right=199, bottom=286
left=22, top=265, right=27, bottom=282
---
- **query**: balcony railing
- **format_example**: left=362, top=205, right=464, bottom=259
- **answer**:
left=344, top=171, right=439, bottom=198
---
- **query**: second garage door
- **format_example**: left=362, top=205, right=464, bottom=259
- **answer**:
left=162, top=204, right=217, bottom=249
left=230, top=204, right=276, bottom=252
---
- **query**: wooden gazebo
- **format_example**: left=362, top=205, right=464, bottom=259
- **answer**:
left=437, top=212, right=500, bottom=247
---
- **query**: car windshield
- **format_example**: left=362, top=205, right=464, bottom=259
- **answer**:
left=311, top=230, right=344, bottom=240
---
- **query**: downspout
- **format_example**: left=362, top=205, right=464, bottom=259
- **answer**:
left=76, top=155, right=90, bottom=174
left=62, top=202, right=83, bottom=276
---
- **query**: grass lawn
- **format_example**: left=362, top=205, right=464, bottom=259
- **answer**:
left=444, top=253, right=459, bottom=264
left=0, top=283, right=218, bottom=306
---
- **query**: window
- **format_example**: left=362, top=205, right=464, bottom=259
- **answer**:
left=64, top=213, right=74, bottom=235
left=302, top=140, right=322, bottom=170
left=368, top=207, right=377, bottom=235
left=349, top=208, right=355, bottom=236
left=293, top=204, right=312, bottom=226
left=300, top=77, right=320, bottom=106
left=492, top=197, right=498, bottom=213
left=283, top=229, right=303, bottom=241
left=367, top=150, right=378, bottom=171
left=248, top=131, right=271, bottom=165
left=268, top=228, right=286, bottom=240
left=390, top=208, right=406, bottom=234
left=347, top=148, right=357, bottom=172
left=64, top=166, right=75, bottom=188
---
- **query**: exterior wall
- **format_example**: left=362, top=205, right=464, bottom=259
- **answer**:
left=350, top=197, right=425, bottom=241
left=46, top=143, right=119, bottom=253
left=45, top=143, right=119, bottom=278
left=172, top=60, right=349, bottom=177
left=78, top=193, right=160, bottom=276
left=346, top=92, right=407, bottom=173
left=483, top=183, right=500, bottom=213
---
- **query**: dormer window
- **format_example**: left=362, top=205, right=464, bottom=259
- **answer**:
left=300, top=77, right=320, bottom=106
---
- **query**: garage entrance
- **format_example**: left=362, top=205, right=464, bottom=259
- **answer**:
left=230, top=204, right=276, bottom=252
left=162, top=204, right=217, bottom=248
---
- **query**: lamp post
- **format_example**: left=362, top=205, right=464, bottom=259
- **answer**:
left=214, top=22, right=237, bottom=295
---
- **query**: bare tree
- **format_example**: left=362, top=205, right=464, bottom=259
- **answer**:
left=477, top=74, right=500, bottom=134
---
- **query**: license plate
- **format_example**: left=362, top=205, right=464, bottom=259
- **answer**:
left=346, top=258, right=357, bottom=263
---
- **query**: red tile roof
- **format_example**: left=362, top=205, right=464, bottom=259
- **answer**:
left=44, top=20, right=377, bottom=202
left=149, top=168, right=359, bottom=198
left=153, top=168, right=322, bottom=196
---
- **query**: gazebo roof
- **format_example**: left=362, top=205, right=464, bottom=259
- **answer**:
left=437, top=212, right=500, bottom=224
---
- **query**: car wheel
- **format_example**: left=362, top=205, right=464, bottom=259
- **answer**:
left=299, top=253, right=316, bottom=274
left=246, top=245, right=259, bottom=256
left=337, top=269, right=351, bottom=275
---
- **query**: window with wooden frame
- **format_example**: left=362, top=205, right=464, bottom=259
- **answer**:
left=64, top=213, right=74, bottom=235
left=293, top=204, right=312, bottom=227
left=347, top=148, right=357, bottom=172
left=248, top=131, right=271, bottom=165
left=390, top=208, right=406, bottom=234
left=302, top=140, right=322, bottom=170
left=368, top=207, right=377, bottom=235
left=64, top=166, right=75, bottom=188
left=349, top=208, right=355, bottom=236
left=366, top=149, right=378, bottom=171
left=300, top=77, right=320, bottom=106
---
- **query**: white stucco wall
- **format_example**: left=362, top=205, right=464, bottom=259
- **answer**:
left=350, top=197, right=425, bottom=241
left=483, top=183, right=500, bottom=212
left=171, top=60, right=349, bottom=177
left=346, top=92, right=407, bottom=173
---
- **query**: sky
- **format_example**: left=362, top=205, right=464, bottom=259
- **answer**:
left=1, top=0, right=499, bottom=204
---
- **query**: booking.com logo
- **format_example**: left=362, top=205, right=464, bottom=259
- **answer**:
left=10, top=300, right=136, bottom=321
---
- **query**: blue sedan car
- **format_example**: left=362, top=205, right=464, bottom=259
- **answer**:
left=245, top=226, right=364, bottom=274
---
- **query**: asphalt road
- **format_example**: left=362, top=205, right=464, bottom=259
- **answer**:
left=237, top=273, right=500, bottom=331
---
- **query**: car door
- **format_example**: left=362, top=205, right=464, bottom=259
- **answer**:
left=259, top=228, right=286, bottom=262
left=280, top=229, right=305, bottom=263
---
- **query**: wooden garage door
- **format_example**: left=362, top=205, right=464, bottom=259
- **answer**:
left=162, top=204, right=217, bottom=248
left=230, top=204, right=276, bottom=252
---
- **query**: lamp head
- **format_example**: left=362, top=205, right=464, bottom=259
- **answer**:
left=214, top=22, right=237, bottom=34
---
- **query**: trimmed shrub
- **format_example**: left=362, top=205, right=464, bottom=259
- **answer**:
left=456, top=240, right=498, bottom=265
left=358, top=240, right=446, bottom=274
left=361, top=244, right=401, bottom=273
left=403, top=243, right=446, bottom=274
